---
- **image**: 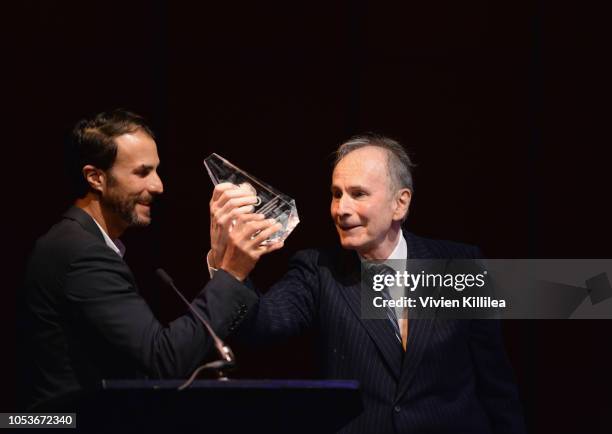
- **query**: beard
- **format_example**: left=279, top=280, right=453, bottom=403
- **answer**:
left=102, top=177, right=154, bottom=227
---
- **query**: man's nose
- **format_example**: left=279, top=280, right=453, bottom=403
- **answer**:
left=150, top=172, right=164, bottom=195
left=336, top=195, right=352, bottom=216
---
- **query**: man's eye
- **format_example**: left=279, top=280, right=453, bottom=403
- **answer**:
left=332, top=191, right=342, bottom=199
left=353, top=191, right=366, bottom=198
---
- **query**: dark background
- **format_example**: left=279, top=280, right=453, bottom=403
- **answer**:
left=6, top=1, right=612, bottom=432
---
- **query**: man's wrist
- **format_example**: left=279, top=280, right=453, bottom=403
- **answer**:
left=207, top=251, right=247, bottom=282
left=207, top=250, right=218, bottom=268
left=219, top=267, right=246, bottom=282
left=206, top=250, right=218, bottom=278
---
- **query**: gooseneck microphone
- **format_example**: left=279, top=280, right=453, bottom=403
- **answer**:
left=155, top=268, right=235, bottom=388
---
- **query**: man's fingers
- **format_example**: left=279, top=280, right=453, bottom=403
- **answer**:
left=232, top=217, right=274, bottom=239
left=250, top=221, right=283, bottom=245
left=212, top=184, right=259, bottom=209
left=215, top=199, right=257, bottom=226
left=252, top=239, right=284, bottom=260
left=219, top=196, right=258, bottom=216
left=234, top=213, right=266, bottom=225
left=225, top=213, right=266, bottom=232
left=211, top=182, right=237, bottom=201
left=212, top=193, right=259, bottom=229
left=214, top=191, right=252, bottom=210
left=234, top=204, right=256, bottom=215
left=261, top=240, right=284, bottom=253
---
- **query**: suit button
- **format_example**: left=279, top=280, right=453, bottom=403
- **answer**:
left=394, top=405, right=401, bottom=413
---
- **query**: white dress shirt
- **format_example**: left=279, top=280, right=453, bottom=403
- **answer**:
left=92, top=218, right=126, bottom=258
left=360, top=230, right=408, bottom=320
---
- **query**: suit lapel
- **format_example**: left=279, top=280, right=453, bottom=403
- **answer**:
left=396, top=232, right=438, bottom=400
left=396, top=317, right=435, bottom=399
left=62, top=206, right=106, bottom=243
left=334, top=249, right=404, bottom=380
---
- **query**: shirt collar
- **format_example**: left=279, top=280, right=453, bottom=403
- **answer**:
left=359, top=229, right=408, bottom=262
left=388, top=229, right=407, bottom=261
left=91, top=218, right=126, bottom=258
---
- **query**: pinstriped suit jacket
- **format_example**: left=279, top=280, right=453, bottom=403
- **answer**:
left=247, top=232, right=526, bottom=434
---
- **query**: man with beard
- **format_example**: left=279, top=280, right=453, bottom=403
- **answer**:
left=20, top=109, right=281, bottom=410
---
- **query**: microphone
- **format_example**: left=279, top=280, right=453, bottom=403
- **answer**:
left=155, top=268, right=235, bottom=387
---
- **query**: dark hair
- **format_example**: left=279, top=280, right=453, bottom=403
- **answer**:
left=65, top=109, right=155, bottom=198
left=334, top=133, right=415, bottom=192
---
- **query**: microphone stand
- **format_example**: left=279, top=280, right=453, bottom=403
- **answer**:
left=155, top=269, right=236, bottom=390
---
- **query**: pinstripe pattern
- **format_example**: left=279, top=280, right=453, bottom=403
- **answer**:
left=365, top=264, right=402, bottom=344
left=250, top=231, right=526, bottom=434
left=380, top=286, right=401, bottom=344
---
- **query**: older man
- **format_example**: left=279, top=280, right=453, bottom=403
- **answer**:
left=209, top=134, right=526, bottom=433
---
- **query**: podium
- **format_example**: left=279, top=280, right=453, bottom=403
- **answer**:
left=70, top=379, right=362, bottom=433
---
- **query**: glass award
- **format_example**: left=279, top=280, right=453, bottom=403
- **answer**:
left=204, top=153, right=300, bottom=244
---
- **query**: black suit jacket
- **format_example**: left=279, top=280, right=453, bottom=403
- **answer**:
left=21, top=207, right=257, bottom=409
left=245, top=232, right=526, bottom=434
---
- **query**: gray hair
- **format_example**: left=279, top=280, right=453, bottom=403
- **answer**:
left=334, top=133, right=415, bottom=192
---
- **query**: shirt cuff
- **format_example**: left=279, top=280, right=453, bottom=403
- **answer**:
left=206, top=250, right=218, bottom=279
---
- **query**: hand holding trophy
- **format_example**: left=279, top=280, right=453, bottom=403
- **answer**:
left=206, top=154, right=300, bottom=280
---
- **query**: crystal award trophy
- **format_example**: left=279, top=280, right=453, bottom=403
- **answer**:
left=204, top=153, right=300, bottom=244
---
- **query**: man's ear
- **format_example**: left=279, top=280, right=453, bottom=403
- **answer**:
left=393, top=188, right=412, bottom=221
left=82, top=165, right=106, bottom=193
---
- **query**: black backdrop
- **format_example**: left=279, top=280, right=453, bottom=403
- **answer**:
left=7, top=1, right=612, bottom=432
